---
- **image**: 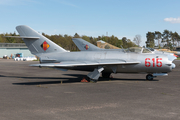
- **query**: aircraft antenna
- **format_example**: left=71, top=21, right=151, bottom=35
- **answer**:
left=121, top=45, right=126, bottom=53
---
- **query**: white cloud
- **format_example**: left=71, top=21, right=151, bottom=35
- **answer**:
left=164, top=17, right=180, bottom=23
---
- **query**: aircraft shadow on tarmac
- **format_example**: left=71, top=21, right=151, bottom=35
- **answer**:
left=0, top=74, right=158, bottom=86
left=63, top=74, right=158, bottom=82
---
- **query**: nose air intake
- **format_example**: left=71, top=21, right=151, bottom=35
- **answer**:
left=168, top=54, right=177, bottom=61
left=167, top=54, right=176, bottom=69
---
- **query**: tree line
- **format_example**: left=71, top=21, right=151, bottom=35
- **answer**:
left=146, top=30, right=180, bottom=50
left=1, top=29, right=180, bottom=51
left=0, top=32, right=137, bottom=51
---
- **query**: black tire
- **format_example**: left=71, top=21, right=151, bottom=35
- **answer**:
left=102, top=72, right=111, bottom=78
left=146, top=74, right=153, bottom=81
left=90, top=79, right=97, bottom=83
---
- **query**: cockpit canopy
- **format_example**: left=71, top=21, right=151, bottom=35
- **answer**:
left=125, top=47, right=152, bottom=53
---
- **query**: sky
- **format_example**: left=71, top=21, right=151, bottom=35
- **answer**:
left=0, top=0, right=180, bottom=46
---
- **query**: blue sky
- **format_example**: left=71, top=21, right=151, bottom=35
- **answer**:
left=0, top=0, right=180, bottom=46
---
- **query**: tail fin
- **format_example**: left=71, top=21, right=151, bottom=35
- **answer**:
left=72, top=38, right=101, bottom=51
left=16, top=25, right=67, bottom=55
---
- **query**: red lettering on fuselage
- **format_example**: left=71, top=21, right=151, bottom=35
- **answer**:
left=145, top=58, right=162, bottom=67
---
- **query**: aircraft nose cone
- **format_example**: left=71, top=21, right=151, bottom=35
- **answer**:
left=172, top=63, right=176, bottom=69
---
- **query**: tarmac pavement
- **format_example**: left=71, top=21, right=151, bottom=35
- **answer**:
left=0, top=59, right=180, bottom=120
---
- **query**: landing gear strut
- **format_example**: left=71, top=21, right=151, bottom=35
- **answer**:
left=146, top=74, right=153, bottom=81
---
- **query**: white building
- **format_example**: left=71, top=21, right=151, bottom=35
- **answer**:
left=0, top=43, right=34, bottom=58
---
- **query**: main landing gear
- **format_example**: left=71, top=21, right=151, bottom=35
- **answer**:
left=102, top=72, right=111, bottom=78
left=87, top=72, right=112, bottom=83
left=86, top=77, right=97, bottom=83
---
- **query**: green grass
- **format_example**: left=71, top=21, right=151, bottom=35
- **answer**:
left=177, top=57, right=180, bottom=60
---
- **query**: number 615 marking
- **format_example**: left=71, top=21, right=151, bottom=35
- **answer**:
left=145, top=58, right=162, bottom=67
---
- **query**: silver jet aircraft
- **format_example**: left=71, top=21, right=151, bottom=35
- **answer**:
left=7, top=25, right=176, bottom=82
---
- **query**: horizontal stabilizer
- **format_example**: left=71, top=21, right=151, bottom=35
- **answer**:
left=4, top=36, right=40, bottom=39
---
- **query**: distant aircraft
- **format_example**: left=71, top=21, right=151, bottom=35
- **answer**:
left=73, top=38, right=177, bottom=62
left=72, top=38, right=123, bottom=52
left=152, top=48, right=180, bottom=57
left=6, top=25, right=176, bottom=82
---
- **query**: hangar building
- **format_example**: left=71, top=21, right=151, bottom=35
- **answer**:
left=0, top=43, right=34, bottom=58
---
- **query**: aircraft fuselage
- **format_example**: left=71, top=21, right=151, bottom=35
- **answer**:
left=39, top=51, right=173, bottom=74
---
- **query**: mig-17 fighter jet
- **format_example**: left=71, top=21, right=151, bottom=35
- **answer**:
left=6, top=25, right=176, bottom=82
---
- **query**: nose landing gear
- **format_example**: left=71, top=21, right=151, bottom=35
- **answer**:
left=146, top=73, right=168, bottom=81
left=146, top=74, right=154, bottom=81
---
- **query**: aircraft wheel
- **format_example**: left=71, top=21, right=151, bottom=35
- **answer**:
left=102, top=72, right=111, bottom=78
left=146, top=74, right=153, bottom=81
left=87, top=77, right=97, bottom=83
left=90, top=79, right=97, bottom=83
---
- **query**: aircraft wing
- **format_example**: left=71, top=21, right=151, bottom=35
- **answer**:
left=30, top=59, right=140, bottom=67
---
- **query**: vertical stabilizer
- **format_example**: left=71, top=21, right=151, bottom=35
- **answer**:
left=16, top=25, right=67, bottom=55
left=72, top=38, right=101, bottom=51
